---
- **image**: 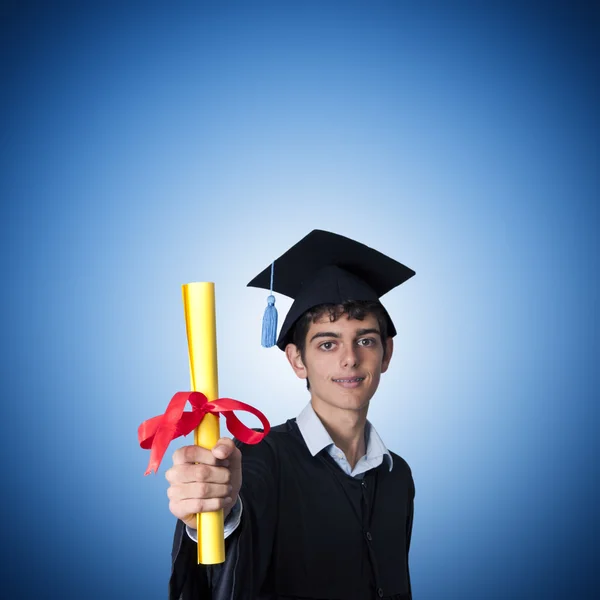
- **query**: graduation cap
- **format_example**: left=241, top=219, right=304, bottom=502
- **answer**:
left=247, top=230, right=415, bottom=350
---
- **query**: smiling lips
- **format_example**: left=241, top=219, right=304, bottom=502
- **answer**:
left=332, top=377, right=365, bottom=389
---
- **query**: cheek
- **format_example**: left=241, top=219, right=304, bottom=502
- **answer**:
left=366, top=355, right=386, bottom=379
left=316, top=363, right=331, bottom=381
left=308, top=356, right=334, bottom=382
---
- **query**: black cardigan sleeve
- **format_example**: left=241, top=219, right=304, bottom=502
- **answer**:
left=405, top=469, right=415, bottom=600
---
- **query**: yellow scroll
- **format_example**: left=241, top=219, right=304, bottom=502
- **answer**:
left=182, top=282, right=225, bottom=565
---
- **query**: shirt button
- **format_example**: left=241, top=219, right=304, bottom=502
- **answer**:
left=377, top=587, right=384, bottom=597
left=366, top=531, right=372, bottom=541
left=361, top=480, right=367, bottom=488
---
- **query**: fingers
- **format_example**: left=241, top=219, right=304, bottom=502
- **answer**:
left=167, top=482, right=232, bottom=502
left=172, top=440, right=241, bottom=469
left=172, top=444, right=229, bottom=467
left=167, top=439, right=242, bottom=523
left=169, top=496, right=233, bottom=519
left=165, top=463, right=232, bottom=485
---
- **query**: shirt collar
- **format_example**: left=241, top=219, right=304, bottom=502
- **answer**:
left=296, top=402, right=394, bottom=471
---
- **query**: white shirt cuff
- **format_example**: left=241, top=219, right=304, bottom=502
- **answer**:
left=185, top=496, right=243, bottom=542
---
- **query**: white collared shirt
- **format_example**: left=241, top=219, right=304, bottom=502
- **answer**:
left=296, top=401, right=393, bottom=477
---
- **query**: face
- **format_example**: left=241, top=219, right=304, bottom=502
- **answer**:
left=285, top=312, right=393, bottom=413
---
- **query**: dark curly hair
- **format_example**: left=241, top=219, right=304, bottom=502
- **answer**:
left=290, top=300, right=390, bottom=390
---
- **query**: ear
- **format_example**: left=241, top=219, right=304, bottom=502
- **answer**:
left=285, top=343, right=308, bottom=380
left=381, top=337, right=394, bottom=374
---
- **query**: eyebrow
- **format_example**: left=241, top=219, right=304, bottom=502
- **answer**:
left=309, top=328, right=381, bottom=343
left=309, top=331, right=341, bottom=343
left=355, top=328, right=381, bottom=337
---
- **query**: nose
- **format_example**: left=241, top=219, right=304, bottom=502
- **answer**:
left=341, top=344, right=359, bottom=368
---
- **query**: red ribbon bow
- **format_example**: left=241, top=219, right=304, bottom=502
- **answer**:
left=138, top=391, right=271, bottom=475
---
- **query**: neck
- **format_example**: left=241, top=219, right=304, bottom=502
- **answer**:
left=310, top=397, right=369, bottom=469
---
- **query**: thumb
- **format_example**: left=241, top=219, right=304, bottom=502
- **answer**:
left=211, top=437, right=237, bottom=461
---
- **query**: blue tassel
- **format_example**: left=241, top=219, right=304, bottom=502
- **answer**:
left=261, top=295, right=278, bottom=348
left=261, top=261, right=278, bottom=348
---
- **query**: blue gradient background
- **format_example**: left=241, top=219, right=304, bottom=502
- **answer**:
left=1, top=1, right=598, bottom=598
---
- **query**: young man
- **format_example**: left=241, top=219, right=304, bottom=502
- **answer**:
left=166, top=230, right=416, bottom=600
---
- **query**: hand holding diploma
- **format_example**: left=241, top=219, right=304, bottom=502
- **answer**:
left=166, top=438, right=242, bottom=529
left=138, top=282, right=271, bottom=565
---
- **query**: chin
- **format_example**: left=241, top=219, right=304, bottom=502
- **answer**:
left=311, top=381, right=376, bottom=411
left=329, top=394, right=371, bottom=411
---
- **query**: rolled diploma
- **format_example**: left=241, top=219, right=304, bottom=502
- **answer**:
left=182, top=282, right=225, bottom=565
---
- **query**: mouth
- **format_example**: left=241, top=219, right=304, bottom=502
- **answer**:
left=332, top=377, right=365, bottom=389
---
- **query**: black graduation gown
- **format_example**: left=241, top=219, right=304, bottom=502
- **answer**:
left=169, top=419, right=415, bottom=600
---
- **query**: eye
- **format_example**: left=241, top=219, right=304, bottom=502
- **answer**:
left=357, top=338, right=376, bottom=347
left=318, top=341, right=336, bottom=351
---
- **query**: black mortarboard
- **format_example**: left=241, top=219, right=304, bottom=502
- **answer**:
left=247, top=229, right=415, bottom=350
